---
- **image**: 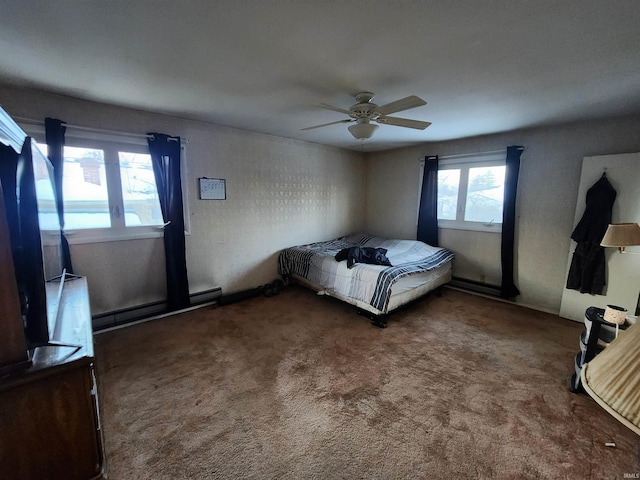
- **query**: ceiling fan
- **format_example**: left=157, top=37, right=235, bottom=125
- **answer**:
left=302, top=91, right=431, bottom=140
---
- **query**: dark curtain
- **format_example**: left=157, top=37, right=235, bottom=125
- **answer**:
left=147, top=133, right=190, bottom=311
left=0, top=144, right=20, bottom=272
left=500, top=146, right=524, bottom=298
left=44, top=118, right=73, bottom=274
left=417, top=155, right=439, bottom=246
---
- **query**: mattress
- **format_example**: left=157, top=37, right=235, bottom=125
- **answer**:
left=291, top=261, right=452, bottom=316
left=279, top=233, right=455, bottom=316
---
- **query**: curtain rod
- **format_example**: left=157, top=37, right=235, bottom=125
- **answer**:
left=419, top=147, right=525, bottom=162
left=417, top=149, right=505, bottom=163
left=13, top=116, right=188, bottom=144
left=438, top=149, right=506, bottom=160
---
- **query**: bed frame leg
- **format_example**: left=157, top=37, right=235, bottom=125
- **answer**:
left=371, top=317, right=387, bottom=328
left=357, top=309, right=387, bottom=328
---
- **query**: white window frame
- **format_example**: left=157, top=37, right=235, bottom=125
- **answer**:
left=419, top=153, right=505, bottom=233
left=24, top=125, right=190, bottom=244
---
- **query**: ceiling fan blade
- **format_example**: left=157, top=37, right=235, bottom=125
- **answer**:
left=318, top=103, right=353, bottom=115
left=300, top=119, right=352, bottom=131
left=376, top=116, right=431, bottom=130
left=376, top=95, right=426, bottom=116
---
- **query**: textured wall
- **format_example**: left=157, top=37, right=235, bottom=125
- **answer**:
left=439, top=229, right=501, bottom=286
left=6, top=82, right=640, bottom=317
left=365, top=115, right=640, bottom=314
left=0, top=85, right=365, bottom=314
left=185, top=126, right=365, bottom=295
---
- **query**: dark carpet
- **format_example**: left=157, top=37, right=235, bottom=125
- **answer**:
left=95, top=286, right=640, bottom=479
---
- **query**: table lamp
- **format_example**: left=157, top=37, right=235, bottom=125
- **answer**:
left=600, top=223, right=640, bottom=253
left=600, top=222, right=640, bottom=316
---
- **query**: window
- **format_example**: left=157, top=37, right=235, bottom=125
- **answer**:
left=60, top=140, right=165, bottom=241
left=59, top=144, right=164, bottom=231
left=30, top=128, right=189, bottom=244
left=420, top=153, right=506, bottom=232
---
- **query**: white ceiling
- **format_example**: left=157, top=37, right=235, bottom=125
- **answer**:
left=1, top=1, right=639, bottom=152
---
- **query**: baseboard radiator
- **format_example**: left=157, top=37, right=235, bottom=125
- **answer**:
left=449, top=277, right=501, bottom=297
left=93, top=287, right=222, bottom=330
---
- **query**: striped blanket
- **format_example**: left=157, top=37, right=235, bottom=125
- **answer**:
left=279, top=233, right=454, bottom=312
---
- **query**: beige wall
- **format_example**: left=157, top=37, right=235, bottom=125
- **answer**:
left=5, top=82, right=640, bottom=317
left=0, top=85, right=365, bottom=314
left=364, top=115, right=640, bottom=314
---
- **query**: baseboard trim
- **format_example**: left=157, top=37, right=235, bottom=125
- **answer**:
left=93, top=287, right=222, bottom=331
left=444, top=285, right=560, bottom=317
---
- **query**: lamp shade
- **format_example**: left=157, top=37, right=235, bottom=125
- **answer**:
left=600, top=223, right=640, bottom=248
left=348, top=122, right=378, bottom=140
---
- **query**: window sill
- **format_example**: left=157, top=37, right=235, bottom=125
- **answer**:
left=43, top=228, right=167, bottom=245
left=438, top=221, right=502, bottom=234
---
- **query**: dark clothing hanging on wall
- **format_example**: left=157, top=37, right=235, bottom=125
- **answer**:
left=566, top=174, right=616, bottom=295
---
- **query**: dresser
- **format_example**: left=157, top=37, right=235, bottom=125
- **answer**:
left=0, top=277, right=105, bottom=480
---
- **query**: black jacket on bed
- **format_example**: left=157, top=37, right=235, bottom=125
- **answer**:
left=566, top=174, right=616, bottom=295
left=335, top=247, right=392, bottom=269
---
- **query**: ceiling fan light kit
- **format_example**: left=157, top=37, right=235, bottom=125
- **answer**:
left=348, top=119, right=379, bottom=140
left=304, top=91, right=431, bottom=141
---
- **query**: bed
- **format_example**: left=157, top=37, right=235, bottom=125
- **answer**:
left=278, top=233, right=454, bottom=326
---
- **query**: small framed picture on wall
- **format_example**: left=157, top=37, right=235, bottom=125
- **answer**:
left=199, top=177, right=226, bottom=200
